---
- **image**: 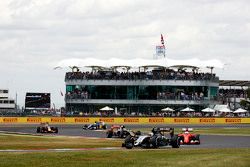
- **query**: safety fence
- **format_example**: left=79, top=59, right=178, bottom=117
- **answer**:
left=0, top=117, right=249, bottom=124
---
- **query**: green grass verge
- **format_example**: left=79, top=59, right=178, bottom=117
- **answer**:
left=0, top=134, right=249, bottom=167
left=0, top=134, right=122, bottom=150
left=0, top=149, right=249, bottom=167
left=193, top=128, right=250, bottom=135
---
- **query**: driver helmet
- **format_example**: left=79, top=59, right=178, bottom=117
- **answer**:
left=149, top=132, right=153, bottom=136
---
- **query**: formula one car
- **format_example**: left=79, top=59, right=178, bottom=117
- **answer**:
left=122, top=127, right=180, bottom=149
left=36, top=122, right=58, bottom=133
left=178, top=128, right=200, bottom=145
left=83, top=121, right=107, bottom=130
left=106, top=125, right=141, bottom=138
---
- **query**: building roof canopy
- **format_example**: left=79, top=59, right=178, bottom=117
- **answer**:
left=219, top=80, right=250, bottom=87
left=55, top=57, right=224, bottom=70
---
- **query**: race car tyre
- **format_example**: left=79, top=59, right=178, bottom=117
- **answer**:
left=55, top=127, right=58, bottom=133
left=178, top=136, right=184, bottom=144
left=119, top=132, right=124, bottom=138
left=195, top=134, right=200, bottom=144
left=171, top=135, right=180, bottom=148
left=83, top=125, right=88, bottom=130
left=36, top=127, right=41, bottom=133
left=150, top=135, right=161, bottom=148
left=103, top=125, right=107, bottom=130
left=195, top=134, right=200, bottom=140
left=125, top=142, right=133, bottom=149
left=124, top=135, right=134, bottom=149
left=41, top=127, right=46, bottom=133
left=106, top=131, right=113, bottom=138
left=119, top=131, right=128, bottom=138
left=122, top=131, right=130, bottom=138
left=141, top=138, right=151, bottom=148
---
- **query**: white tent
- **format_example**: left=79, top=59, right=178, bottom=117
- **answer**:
left=219, top=108, right=232, bottom=113
left=55, top=57, right=224, bottom=69
left=233, top=108, right=248, bottom=113
left=161, top=107, right=175, bottom=112
left=202, top=107, right=215, bottom=113
left=214, top=105, right=228, bottom=111
left=181, top=107, right=195, bottom=112
left=99, top=106, right=114, bottom=111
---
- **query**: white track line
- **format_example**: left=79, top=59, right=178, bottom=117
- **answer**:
left=0, top=147, right=122, bottom=152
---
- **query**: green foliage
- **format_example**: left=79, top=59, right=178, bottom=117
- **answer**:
left=247, top=88, right=250, bottom=98
left=240, top=99, right=250, bottom=110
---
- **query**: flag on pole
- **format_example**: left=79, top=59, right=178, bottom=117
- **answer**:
left=161, top=34, right=164, bottom=45
left=161, top=34, right=166, bottom=57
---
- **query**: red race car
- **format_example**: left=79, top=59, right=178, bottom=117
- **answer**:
left=178, top=128, right=200, bottom=145
left=106, top=125, right=131, bottom=138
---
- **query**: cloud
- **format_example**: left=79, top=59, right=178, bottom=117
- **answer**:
left=0, top=0, right=249, bottom=107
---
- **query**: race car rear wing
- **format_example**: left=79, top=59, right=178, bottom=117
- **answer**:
left=159, top=127, right=174, bottom=132
left=182, top=128, right=193, bottom=132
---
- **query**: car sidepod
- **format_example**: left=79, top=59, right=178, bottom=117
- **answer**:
left=150, top=135, right=162, bottom=148
left=134, top=135, right=150, bottom=147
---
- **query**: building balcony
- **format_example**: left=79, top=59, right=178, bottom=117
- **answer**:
left=65, top=98, right=218, bottom=105
left=65, top=79, right=219, bottom=87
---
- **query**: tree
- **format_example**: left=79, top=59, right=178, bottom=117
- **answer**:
left=246, top=88, right=250, bottom=98
left=240, top=99, right=250, bottom=110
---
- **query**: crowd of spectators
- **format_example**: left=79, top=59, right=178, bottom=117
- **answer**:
left=219, top=88, right=247, bottom=98
left=66, top=90, right=89, bottom=99
left=65, top=69, right=217, bottom=81
left=65, top=88, right=206, bottom=101
left=157, top=91, right=204, bottom=100
left=64, top=110, right=249, bottom=117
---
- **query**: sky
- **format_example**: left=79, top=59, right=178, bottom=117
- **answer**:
left=0, top=0, right=250, bottom=108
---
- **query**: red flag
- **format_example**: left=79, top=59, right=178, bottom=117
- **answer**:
left=161, top=34, right=164, bottom=45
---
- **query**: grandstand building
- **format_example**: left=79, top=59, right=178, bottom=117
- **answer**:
left=0, top=89, right=15, bottom=113
left=62, top=58, right=222, bottom=115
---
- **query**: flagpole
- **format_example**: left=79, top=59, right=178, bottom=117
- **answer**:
left=15, top=92, right=17, bottom=112
left=161, top=34, right=165, bottom=58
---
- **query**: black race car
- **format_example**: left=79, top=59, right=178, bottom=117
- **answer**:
left=106, top=125, right=141, bottom=138
left=122, top=127, right=180, bottom=149
left=83, top=121, right=107, bottom=130
left=36, top=123, right=58, bottom=133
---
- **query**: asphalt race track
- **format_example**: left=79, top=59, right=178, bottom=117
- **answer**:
left=0, top=124, right=250, bottom=148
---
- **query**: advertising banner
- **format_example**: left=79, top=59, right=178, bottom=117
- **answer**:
left=0, top=117, right=250, bottom=124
